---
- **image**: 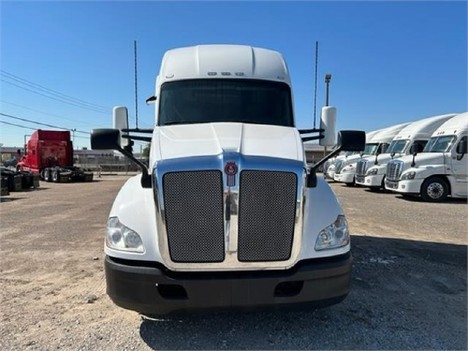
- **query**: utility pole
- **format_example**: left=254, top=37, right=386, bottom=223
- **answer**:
left=325, top=73, right=332, bottom=106
left=134, top=40, right=139, bottom=129
left=324, top=74, right=332, bottom=157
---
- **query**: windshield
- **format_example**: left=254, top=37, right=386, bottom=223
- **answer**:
left=423, top=135, right=457, bottom=153
left=386, top=140, right=409, bottom=154
left=158, top=79, right=293, bottom=127
left=363, top=143, right=379, bottom=155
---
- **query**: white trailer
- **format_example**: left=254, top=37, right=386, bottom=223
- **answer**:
left=333, top=123, right=409, bottom=185
left=355, top=113, right=457, bottom=190
left=90, top=44, right=365, bottom=315
left=385, top=112, right=467, bottom=201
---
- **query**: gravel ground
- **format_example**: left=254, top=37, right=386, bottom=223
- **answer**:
left=0, top=176, right=466, bottom=350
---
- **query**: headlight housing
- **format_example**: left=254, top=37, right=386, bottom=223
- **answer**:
left=401, top=171, right=416, bottom=180
left=106, top=217, right=145, bottom=253
left=342, top=165, right=354, bottom=173
left=315, top=215, right=350, bottom=250
left=366, top=167, right=378, bottom=176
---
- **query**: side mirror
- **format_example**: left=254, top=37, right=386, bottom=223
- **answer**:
left=456, top=139, right=467, bottom=155
left=319, top=106, right=336, bottom=147
left=410, top=143, right=424, bottom=156
left=307, top=130, right=365, bottom=188
left=91, top=129, right=121, bottom=150
left=113, top=106, right=129, bottom=147
left=379, top=144, right=389, bottom=155
left=336, top=130, right=366, bottom=152
left=91, top=128, right=151, bottom=188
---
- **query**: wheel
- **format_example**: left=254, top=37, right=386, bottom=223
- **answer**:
left=43, top=169, right=51, bottom=182
left=420, top=177, right=449, bottom=202
left=52, top=169, right=60, bottom=183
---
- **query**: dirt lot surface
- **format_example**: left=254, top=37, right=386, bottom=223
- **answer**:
left=1, top=176, right=466, bottom=350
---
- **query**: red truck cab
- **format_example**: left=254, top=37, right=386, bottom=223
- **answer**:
left=17, top=130, right=93, bottom=182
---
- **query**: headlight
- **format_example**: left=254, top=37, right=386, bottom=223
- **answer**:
left=401, top=171, right=416, bottom=180
left=107, top=217, right=144, bottom=253
left=315, top=215, right=350, bottom=250
left=366, top=167, right=378, bottom=176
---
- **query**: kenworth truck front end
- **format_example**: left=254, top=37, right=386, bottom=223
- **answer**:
left=91, top=45, right=364, bottom=315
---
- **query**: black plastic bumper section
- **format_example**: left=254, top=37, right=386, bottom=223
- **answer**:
left=105, top=253, right=352, bottom=315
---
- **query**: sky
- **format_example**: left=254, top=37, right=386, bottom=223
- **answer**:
left=0, top=1, right=467, bottom=149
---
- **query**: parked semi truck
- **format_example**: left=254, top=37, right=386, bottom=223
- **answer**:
left=17, top=130, right=94, bottom=182
left=333, top=123, right=409, bottom=185
left=385, top=112, right=467, bottom=202
left=355, top=113, right=457, bottom=190
left=324, top=129, right=380, bottom=180
left=91, top=44, right=365, bottom=315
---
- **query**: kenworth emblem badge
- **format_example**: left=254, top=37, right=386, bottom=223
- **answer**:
left=224, top=162, right=238, bottom=186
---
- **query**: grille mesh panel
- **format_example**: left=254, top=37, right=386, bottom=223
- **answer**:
left=238, top=171, right=297, bottom=262
left=163, top=171, right=224, bottom=263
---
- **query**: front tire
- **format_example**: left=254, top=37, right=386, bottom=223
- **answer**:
left=420, top=177, right=449, bottom=202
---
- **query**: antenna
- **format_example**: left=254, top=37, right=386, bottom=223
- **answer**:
left=313, top=41, right=319, bottom=129
left=134, top=40, right=139, bottom=129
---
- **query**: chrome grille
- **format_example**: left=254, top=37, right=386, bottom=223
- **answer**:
left=237, top=171, right=297, bottom=262
left=356, top=160, right=369, bottom=176
left=386, top=161, right=403, bottom=181
left=334, top=160, right=344, bottom=174
left=163, top=171, right=225, bottom=263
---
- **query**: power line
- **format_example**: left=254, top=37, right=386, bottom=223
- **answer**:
left=1, top=79, right=110, bottom=114
left=0, top=112, right=90, bottom=134
left=0, top=120, right=89, bottom=139
left=0, top=120, right=36, bottom=130
left=1, top=70, right=111, bottom=112
left=0, top=99, right=104, bottom=126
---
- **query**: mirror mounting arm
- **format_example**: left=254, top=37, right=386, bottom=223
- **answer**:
left=117, top=144, right=152, bottom=188
left=307, top=147, right=342, bottom=188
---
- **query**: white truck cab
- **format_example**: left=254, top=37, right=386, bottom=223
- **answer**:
left=91, top=44, right=365, bottom=315
left=355, top=114, right=457, bottom=190
left=334, top=123, right=409, bottom=185
left=385, top=112, right=468, bottom=201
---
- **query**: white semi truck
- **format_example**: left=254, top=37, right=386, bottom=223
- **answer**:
left=333, top=123, right=409, bottom=186
left=385, top=112, right=467, bottom=202
left=324, top=129, right=380, bottom=181
left=355, top=113, right=457, bottom=190
left=91, top=44, right=365, bottom=315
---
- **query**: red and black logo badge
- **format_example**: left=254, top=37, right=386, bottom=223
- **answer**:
left=224, top=162, right=238, bottom=187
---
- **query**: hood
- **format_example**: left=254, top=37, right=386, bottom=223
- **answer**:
left=394, top=152, right=445, bottom=171
left=150, top=123, right=303, bottom=164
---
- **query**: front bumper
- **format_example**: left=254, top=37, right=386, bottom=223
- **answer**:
left=357, top=174, right=384, bottom=187
left=105, top=253, right=352, bottom=315
left=385, top=178, right=423, bottom=194
left=334, top=172, right=354, bottom=183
